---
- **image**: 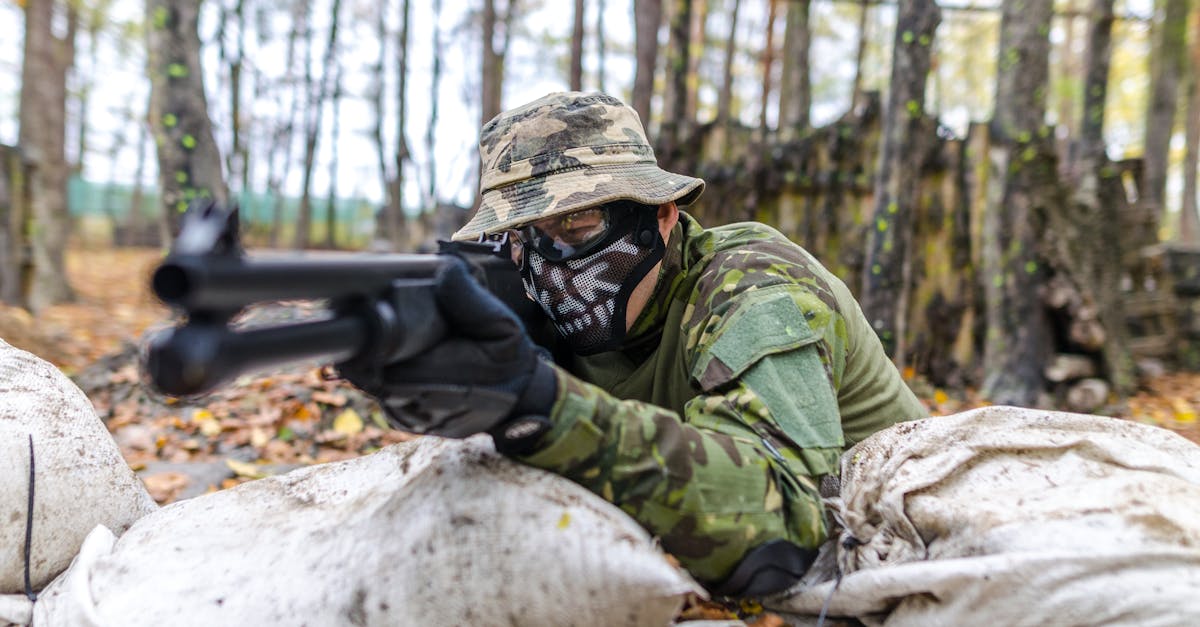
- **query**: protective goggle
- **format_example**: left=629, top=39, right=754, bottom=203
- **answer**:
left=505, top=200, right=651, bottom=269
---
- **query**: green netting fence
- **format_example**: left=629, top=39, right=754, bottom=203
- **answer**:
left=68, top=176, right=380, bottom=246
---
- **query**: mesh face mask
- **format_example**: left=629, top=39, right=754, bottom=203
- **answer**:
left=520, top=207, right=665, bottom=355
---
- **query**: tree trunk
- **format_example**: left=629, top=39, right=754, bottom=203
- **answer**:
left=128, top=105, right=153, bottom=246
left=426, top=0, right=442, bottom=211
left=20, top=0, right=78, bottom=310
left=1077, top=0, right=1114, bottom=166
left=229, top=0, right=249, bottom=192
left=596, top=0, right=607, bottom=92
left=759, top=0, right=778, bottom=136
left=659, top=0, right=692, bottom=162
left=147, top=0, right=228, bottom=242
left=0, top=145, right=31, bottom=305
left=860, top=0, right=940, bottom=364
left=1179, top=4, right=1200, bottom=244
left=325, top=59, right=343, bottom=249
left=632, top=0, right=663, bottom=128
left=716, top=0, right=740, bottom=127
left=778, top=0, right=811, bottom=140
left=1141, top=0, right=1188, bottom=221
left=482, top=0, right=499, bottom=125
left=981, top=0, right=1056, bottom=406
left=850, top=0, right=869, bottom=107
left=1065, top=0, right=1136, bottom=396
left=570, top=0, right=585, bottom=91
left=685, top=0, right=705, bottom=123
left=372, top=0, right=411, bottom=250
left=1055, top=0, right=1079, bottom=142
left=267, top=0, right=305, bottom=248
left=295, top=0, right=342, bottom=249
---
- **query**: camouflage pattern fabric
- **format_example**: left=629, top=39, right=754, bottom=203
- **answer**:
left=452, top=92, right=703, bottom=242
left=513, top=213, right=929, bottom=589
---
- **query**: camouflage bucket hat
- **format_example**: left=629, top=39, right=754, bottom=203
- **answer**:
left=452, top=91, right=705, bottom=242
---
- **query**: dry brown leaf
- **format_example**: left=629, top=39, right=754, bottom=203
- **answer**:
left=142, top=472, right=190, bottom=504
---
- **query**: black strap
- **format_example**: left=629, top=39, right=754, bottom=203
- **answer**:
left=711, top=539, right=817, bottom=598
left=24, top=433, right=37, bottom=602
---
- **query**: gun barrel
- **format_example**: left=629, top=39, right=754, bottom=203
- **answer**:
left=152, top=253, right=446, bottom=311
left=145, top=316, right=369, bottom=396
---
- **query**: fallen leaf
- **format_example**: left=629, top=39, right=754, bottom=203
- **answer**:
left=225, top=458, right=268, bottom=479
left=333, top=408, right=364, bottom=436
left=142, top=471, right=190, bottom=504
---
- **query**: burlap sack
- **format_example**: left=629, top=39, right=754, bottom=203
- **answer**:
left=773, top=406, right=1200, bottom=626
left=28, top=436, right=700, bottom=627
left=0, top=339, right=156, bottom=594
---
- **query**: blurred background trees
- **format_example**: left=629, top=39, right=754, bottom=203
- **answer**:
left=2, top=0, right=1200, bottom=408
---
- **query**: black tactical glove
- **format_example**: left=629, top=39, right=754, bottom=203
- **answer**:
left=339, top=256, right=556, bottom=447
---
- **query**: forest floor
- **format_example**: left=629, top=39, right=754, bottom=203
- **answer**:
left=3, top=245, right=1198, bottom=624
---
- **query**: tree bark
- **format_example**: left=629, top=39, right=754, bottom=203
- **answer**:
left=325, top=53, right=344, bottom=249
left=851, top=0, right=870, bottom=107
left=267, top=0, right=305, bottom=248
left=1066, top=0, right=1136, bottom=396
left=570, top=0, right=585, bottom=91
left=20, top=0, right=78, bottom=309
left=1141, top=0, right=1188, bottom=219
left=1179, top=4, right=1200, bottom=244
left=660, top=0, right=692, bottom=161
left=778, top=0, right=812, bottom=140
left=632, top=0, right=663, bottom=128
left=759, top=0, right=778, bottom=135
left=596, top=0, right=607, bottom=92
left=860, top=0, right=940, bottom=364
left=229, top=0, right=249, bottom=191
left=147, top=0, right=228, bottom=243
left=716, top=0, right=740, bottom=127
left=981, top=0, right=1056, bottom=406
left=426, top=0, right=442, bottom=211
left=0, top=145, right=31, bottom=305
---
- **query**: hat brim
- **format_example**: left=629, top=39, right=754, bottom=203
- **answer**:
left=452, top=162, right=704, bottom=241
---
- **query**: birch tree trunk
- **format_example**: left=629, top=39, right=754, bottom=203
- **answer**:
left=981, top=0, right=1056, bottom=406
left=20, top=0, right=78, bottom=309
left=147, top=0, right=228, bottom=242
left=860, top=0, right=940, bottom=364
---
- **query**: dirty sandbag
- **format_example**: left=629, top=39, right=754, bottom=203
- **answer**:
left=31, top=436, right=701, bottom=627
left=771, top=406, right=1200, bottom=627
left=0, top=339, right=157, bottom=594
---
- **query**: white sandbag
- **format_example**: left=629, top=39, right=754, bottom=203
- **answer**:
left=31, top=436, right=701, bottom=627
left=0, top=339, right=157, bottom=593
left=772, top=406, right=1200, bottom=626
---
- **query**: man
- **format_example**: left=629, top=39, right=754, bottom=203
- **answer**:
left=347, top=92, right=927, bottom=597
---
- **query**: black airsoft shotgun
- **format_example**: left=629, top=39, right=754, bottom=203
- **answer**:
left=143, top=200, right=546, bottom=397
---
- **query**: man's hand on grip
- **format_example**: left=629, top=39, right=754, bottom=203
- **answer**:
left=339, top=257, right=556, bottom=444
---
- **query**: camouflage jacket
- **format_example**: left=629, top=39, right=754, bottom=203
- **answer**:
left=512, top=212, right=928, bottom=588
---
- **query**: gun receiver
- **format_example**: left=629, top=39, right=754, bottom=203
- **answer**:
left=144, top=200, right=541, bottom=396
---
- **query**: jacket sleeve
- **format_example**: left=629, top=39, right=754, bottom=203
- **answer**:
left=510, top=285, right=845, bottom=587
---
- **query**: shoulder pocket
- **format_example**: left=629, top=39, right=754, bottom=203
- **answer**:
left=690, top=286, right=821, bottom=391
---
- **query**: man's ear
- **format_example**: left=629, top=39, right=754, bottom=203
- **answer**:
left=657, top=201, right=679, bottom=241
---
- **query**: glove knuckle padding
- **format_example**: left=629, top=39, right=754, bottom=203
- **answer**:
left=341, top=256, right=553, bottom=439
